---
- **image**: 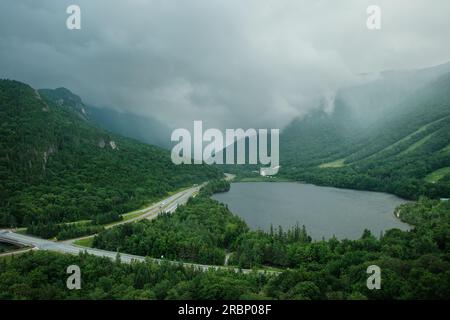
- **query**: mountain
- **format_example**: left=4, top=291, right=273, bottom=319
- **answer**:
left=0, top=80, right=221, bottom=227
left=38, top=87, right=172, bottom=149
left=280, top=65, right=450, bottom=199
left=88, top=106, right=173, bottom=149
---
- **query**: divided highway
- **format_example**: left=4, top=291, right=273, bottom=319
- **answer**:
left=0, top=229, right=257, bottom=273
left=108, top=184, right=203, bottom=226
left=0, top=178, right=276, bottom=275
left=0, top=230, right=273, bottom=273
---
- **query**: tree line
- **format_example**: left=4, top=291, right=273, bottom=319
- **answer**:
left=86, top=180, right=450, bottom=299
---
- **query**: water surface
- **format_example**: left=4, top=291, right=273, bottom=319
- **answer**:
left=213, top=182, right=410, bottom=240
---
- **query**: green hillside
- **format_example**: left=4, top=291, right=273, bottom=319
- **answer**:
left=0, top=80, right=221, bottom=227
left=280, top=72, right=450, bottom=199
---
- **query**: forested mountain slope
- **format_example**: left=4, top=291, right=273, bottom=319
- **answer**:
left=0, top=80, right=221, bottom=227
left=280, top=70, right=450, bottom=199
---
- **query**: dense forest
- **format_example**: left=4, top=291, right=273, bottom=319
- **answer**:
left=26, top=221, right=105, bottom=241
left=93, top=180, right=245, bottom=265
left=0, top=80, right=222, bottom=228
left=89, top=180, right=450, bottom=299
left=0, top=251, right=271, bottom=300
left=1, top=197, right=449, bottom=299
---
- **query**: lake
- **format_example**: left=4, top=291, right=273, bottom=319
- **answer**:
left=212, top=182, right=410, bottom=240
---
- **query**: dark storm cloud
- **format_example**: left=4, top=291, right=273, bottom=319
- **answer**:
left=1, top=0, right=450, bottom=129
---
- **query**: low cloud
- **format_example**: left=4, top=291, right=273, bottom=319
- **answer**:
left=1, top=0, right=450, bottom=131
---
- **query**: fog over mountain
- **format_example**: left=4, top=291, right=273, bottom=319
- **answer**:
left=1, top=0, right=450, bottom=139
left=337, top=61, right=450, bottom=127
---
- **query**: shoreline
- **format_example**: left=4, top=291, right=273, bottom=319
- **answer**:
left=216, top=180, right=412, bottom=239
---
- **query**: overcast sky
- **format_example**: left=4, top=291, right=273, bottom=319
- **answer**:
left=1, top=0, right=450, bottom=130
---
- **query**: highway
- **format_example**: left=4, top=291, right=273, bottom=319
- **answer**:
left=57, top=184, right=202, bottom=245
left=0, top=178, right=277, bottom=275
left=0, top=185, right=202, bottom=259
left=0, top=229, right=271, bottom=274
left=110, top=184, right=203, bottom=226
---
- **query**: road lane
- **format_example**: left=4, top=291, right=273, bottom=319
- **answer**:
left=62, top=184, right=202, bottom=245
left=0, top=176, right=279, bottom=275
left=0, top=230, right=277, bottom=274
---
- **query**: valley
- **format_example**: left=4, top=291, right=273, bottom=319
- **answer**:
left=1, top=62, right=449, bottom=300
